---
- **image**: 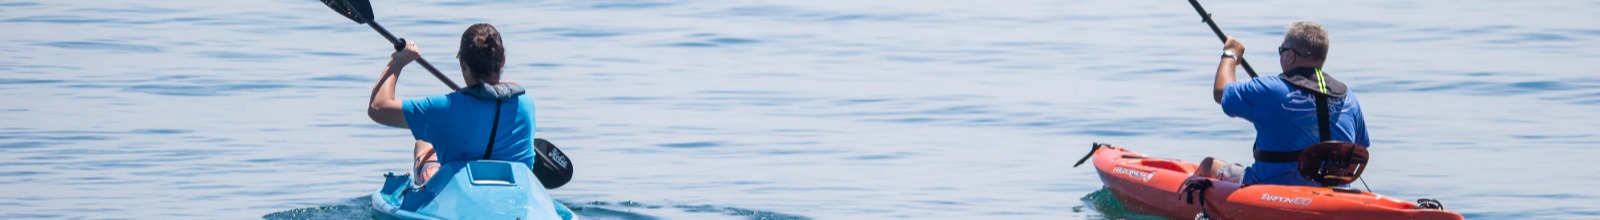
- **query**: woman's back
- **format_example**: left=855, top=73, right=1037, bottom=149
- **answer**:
left=403, top=89, right=537, bottom=168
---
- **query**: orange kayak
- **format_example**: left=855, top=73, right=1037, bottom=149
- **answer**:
left=1082, top=143, right=1463, bottom=220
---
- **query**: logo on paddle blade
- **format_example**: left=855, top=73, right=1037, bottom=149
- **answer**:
left=548, top=148, right=569, bottom=168
left=1113, top=166, right=1156, bottom=182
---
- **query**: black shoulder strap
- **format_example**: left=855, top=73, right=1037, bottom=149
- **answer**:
left=1281, top=67, right=1339, bottom=142
left=482, top=99, right=504, bottom=160
left=1316, top=95, right=1331, bottom=142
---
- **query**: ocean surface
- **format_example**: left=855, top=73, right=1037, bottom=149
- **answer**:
left=3, top=0, right=1598, bottom=219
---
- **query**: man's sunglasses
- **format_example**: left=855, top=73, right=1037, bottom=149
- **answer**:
left=1279, top=46, right=1308, bottom=55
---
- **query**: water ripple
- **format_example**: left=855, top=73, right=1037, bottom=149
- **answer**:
left=702, top=5, right=931, bottom=22
left=0, top=78, right=65, bottom=85
left=67, top=7, right=187, bottom=14
left=589, top=1, right=678, bottom=10
left=656, top=33, right=764, bottom=48
left=121, top=83, right=291, bottom=97
left=545, top=27, right=630, bottom=38
left=2, top=15, right=114, bottom=24
left=1365, top=75, right=1599, bottom=98
left=305, top=74, right=368, bottom=83
left=192, top=51, right=290, bottom=61
left=657, top=141, right=724, bottom=148
left=0, top=2, right=40, bottom=7
left=848, top=151, right=918, bottom=160
left=35, top=41, right=163, bottom=53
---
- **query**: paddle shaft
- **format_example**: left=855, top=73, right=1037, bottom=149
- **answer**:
left=1187, top=0, right=1258, bottom=78
left=367, top=21, right=462, bottom=90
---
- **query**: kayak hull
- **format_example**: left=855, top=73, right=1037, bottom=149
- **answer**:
left=1089, top=145, right=1462, bottom=220
left=370, top=160, right=577, bottom=220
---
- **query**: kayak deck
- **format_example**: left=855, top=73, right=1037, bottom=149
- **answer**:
left=371, top=160, right=577, bottom=220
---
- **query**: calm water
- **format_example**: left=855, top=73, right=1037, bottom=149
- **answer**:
left=3, top=0, right=1598, bottom=219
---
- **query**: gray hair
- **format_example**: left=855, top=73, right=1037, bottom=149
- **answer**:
left=1284, top=21, right=1329, bottom=61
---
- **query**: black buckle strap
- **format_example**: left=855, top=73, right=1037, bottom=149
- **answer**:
left=1180, top=178, right=1214, bottom=219
left=1316, top=95, right=1331, bottom=142
left=1254, top=149, right=1302, bottom=163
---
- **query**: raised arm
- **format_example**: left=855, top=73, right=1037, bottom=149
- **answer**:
left=368, top=40, right=419, bottom=128
left=1214, top=36, right=1245, bottom=104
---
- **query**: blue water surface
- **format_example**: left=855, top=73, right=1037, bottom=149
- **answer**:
left=2, top=0, right=1598, bottom=219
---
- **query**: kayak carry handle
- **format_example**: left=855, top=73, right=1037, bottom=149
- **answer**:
left=1415, top=198, right=1446, bottom=210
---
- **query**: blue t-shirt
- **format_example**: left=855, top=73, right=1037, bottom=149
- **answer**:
left=1221, top=75, right=1369, bottom=186
left=403, top=92, right=537, bottom=169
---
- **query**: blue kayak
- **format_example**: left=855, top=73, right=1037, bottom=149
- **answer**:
left=370, top=160, right=577, bottom=220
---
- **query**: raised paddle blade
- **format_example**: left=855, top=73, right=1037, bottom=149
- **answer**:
left=322, top=0, right=374, bottom=24
left=319, top=0, right=462, bottom=90
left=533, top=138, right=574, bottom=189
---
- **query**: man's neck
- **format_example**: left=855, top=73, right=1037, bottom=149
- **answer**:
left=468, top=79, right=501, bottom=85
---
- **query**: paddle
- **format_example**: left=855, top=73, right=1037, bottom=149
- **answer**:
left=534, top=138, right=574, bottom=189
left=322, top=0, right=575, bottom=189
left=1186, top=0, right=1258, bottom=78
left=321, top=0, right=461, bottom=90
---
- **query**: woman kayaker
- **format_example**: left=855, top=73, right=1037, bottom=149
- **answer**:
left=1196, top=21, right=1371, bottom=186
left=366, top=23, right=539, bottom=186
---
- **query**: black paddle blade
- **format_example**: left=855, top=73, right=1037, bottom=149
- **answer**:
left=322, top=0, right=374, bottom=24
left=533, top=138, right=573, bottom=189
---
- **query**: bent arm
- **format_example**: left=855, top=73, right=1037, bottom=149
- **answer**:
left=369, top=60, right=409, bottom=128
left=1214, top=57, right=1238, bottom=104
left=369, top=40, right=421, bottom=128
left=1214, top=36, right=1244, bottom=104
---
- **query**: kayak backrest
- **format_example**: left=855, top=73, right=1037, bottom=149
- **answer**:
left=1297, top=141, right=1369, bottom=187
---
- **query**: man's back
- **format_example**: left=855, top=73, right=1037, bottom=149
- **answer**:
left=1220, top=72, right=1369, bottom=185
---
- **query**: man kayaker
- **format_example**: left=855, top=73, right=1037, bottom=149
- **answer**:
left=366, top=23, right=538, bottom=185
left=1195, top=21, right=1370, bottom=186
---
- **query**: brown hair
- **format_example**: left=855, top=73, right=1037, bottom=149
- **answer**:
left=1284, top=21, right=1329, bottom=61
left=458, top=23, right=504, bottom=79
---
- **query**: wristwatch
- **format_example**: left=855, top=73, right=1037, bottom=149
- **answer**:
left=1221, top=50, right=1238, bottom=60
